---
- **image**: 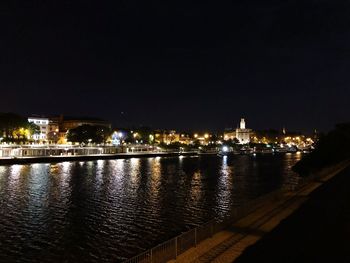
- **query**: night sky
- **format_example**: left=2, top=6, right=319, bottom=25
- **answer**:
left=1, top=0, right=350, bottom=132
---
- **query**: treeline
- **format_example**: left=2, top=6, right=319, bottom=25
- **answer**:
left=0, top=112, right=39, bottom=142
left=293, top=123, right=350, bottom=176
left=66, top=125, right=111, bottom=144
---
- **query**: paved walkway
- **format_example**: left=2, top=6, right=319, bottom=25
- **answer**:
left=170, top=161, right=349, bottom=263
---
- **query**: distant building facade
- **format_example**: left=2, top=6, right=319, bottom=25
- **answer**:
left=28, top=114, right=111, bottom=144
left=224, top=118, right=252, bottom=144
left=193, top=133, right=212, bottom=145
left=47, top=118, right=60, bottom=143
left=54, top=115, right=111, bottom=132
left=154, top=130, right=180, bottom=144
left=179, top=133, right=192, bottom=145
left=223, top=129, right=236, bottom=141
left=28, top=116, right=49, bottom=141
left=236, top=118, right=251, bottom=144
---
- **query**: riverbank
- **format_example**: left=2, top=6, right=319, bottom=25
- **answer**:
left=0, top=151, right=201, bottom=165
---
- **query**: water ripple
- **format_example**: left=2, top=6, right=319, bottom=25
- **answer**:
left=0, top=154, right=301, bottom=262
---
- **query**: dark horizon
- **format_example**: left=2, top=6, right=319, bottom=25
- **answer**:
left=1, top=1, right=350, bottom=132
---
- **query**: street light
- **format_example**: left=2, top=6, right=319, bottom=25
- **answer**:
left=118, top=132, right=124, bottom=152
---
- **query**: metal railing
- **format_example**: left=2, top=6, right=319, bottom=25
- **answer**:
left=123, top=189, right=283, bottom=263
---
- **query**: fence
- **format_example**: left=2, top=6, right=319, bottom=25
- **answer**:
left=123, top=188, right=283, bottom=263
left=0, top=145, right=120, bottom=158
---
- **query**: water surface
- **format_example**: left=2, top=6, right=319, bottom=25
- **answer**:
left=0, top=154, right=301, bottom=262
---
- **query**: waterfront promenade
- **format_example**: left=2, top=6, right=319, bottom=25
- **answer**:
left=167, top=161, right=349, bottom=263
left=0, top=144, right=204, bottom=165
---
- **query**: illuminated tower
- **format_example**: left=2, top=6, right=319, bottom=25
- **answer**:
left=240, top=118, right=246, bottom=129
left=236, top=118, right=251, bottom=144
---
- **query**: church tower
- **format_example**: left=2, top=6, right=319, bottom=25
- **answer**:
left=240, top=118, right=246, bottom=129
left=236, top=117, right=251, bottom=144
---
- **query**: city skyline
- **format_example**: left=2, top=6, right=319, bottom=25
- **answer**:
left=2, top=1, right=350, bottom=132
left=4, top=112, right=318, bottom=134
left=1, top=2, right=349, bottom=262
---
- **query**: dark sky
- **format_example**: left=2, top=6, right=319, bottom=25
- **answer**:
left=1, top=0, right=350, bottom=132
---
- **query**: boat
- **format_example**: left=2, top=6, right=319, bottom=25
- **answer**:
left=274, top=147, right=288, bottom=153
left=217, top=146, right=240, bottom=156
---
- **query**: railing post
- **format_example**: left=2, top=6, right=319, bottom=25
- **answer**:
left=150, top=248, right=153, bottom=263
left=175, top=237, right=178, bottom=259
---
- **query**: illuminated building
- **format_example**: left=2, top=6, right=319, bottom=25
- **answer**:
left=28, top=115, right=112, bottom=144
left=55, top=115, right=111, bottom=132
left=48, top=119, right=59, bottom=134
left=223, top=129, right=235, bottom=141
left=111, top=131, right=124, bottom=145
left=236, top=118, right=251, bottom=144
left=154, top=130, right=180, bottom=144
left=154, top=132, right=191, bottom=145
left=224, top=118, right=252, bottom=144
left=192, top=133, right=212, bottom=145
left=179, top=134, right=192, bottom=145
left=28, top=116, right=49, bottom=141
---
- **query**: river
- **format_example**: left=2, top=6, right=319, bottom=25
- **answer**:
left=0, top=153, right=301, bottom=262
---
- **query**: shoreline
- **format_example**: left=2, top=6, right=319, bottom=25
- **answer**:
left=0, top=151, right=302, bottom=166
left=0, top=151, right=203, bottom=165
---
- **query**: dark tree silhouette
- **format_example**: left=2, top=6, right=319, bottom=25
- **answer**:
left=66, top=125, right=111, bottom=144
left=293, top=122, right=350, bottom=176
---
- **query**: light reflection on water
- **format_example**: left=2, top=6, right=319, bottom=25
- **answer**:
left=149, top=158, right=161, bottom=205
left=129, top=158, right=141, bottom=188
left=0, top=154, right=301, bottom=262
left=215, top=156, right=234, bottom=217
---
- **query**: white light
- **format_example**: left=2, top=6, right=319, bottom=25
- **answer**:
left=222, top=146, right=228, bottom=152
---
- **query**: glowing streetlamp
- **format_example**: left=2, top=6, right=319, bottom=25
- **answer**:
left=118, top=132, right=123, bottom=140
left=149, top=134, right=154, bottom=144
left=118, top=132, right=123, bottom=147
